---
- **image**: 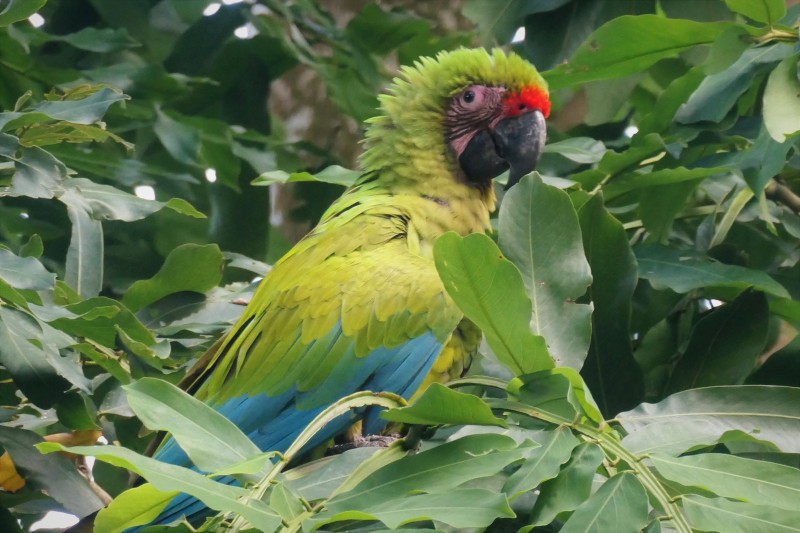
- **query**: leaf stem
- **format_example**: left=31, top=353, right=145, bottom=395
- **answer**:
left=225, top=391, right=407, bottom=532
left=488, top=399, right=692, bottom=533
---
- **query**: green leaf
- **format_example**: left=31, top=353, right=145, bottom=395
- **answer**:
left=635, top=244, right=789, bottom=298
left=528, top=442, right=605, bottom=526
left=543, top=137, right=606, bottom=164
left=316, top=488, right=514, bottom=530
left=123, top=378, right=261, bottom=473
left=26, top=87, right=129, bottom=125
left=434, top=232, right=553, bottom=375
left=0, top=0, right=47, bottom=26
left=682, top=494, right=800, bottom=533
left=503, top=426, right=580, bottom=498
left=676, top=44, right=790, bottom=124
left=0, top=307, right=69, bottom=408
left=381, top=383, right=506, bottom=427
left=572, top=133, right=665, bottom=190
left=56, top=392, right=100, bottom=430
left=0, top=426, right=104, bottom=518
left=578, top=194, right=643, bottom=415
left=315, top=434, right=525, bottom=526
left=763, top=53, right=800, bottom=142
left=637, top=66, right=700, bottom=137
left=0, top=247, right=55, bottom=290
left=704, top=26, right=758, bottom=74
left=62, top=199, right=103, bottom=299
left=498, top=173, right=592, bottom=370
left=5, top=143, right=68, bottom=199
left=164, top=197, right=206, bottom=218
left=284, top=447, right=382, bottom=502
left=36, top=443, right=282, bottom=532
left=666, top=290, right=769, bottom=392
left=544, top=16, right=733, bottom=89
left=253, top=165, right=360, bottom=187
left=55, top=27, right=141, bottom=53
left=63, top=177, right=203, bottom=222
left=154, top=108, right=200, bottom=166
left=269, top=482, right=305, bottom=522
left=560, top=472, right=649, bottom=533
left=463, top=0, right=560, bottom=45
left=95, top=483, right=176, bottom=533
left=603, top=166, right=727, bottom=201
left=724, top=0, right=786, bottom=25
left=46, top=296, right=155, bottom=350
left=512, top=368, right=604, bottom=426
left=651, top=453, right=800, bottom=511
left=618, top=385, right=800, bottom=455
left=122, top=244, right=224, bottom=311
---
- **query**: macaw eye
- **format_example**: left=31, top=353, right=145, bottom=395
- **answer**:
left=463, top=90, right=475, bottom=104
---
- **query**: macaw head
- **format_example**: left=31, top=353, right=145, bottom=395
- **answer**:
left=361, top=48, right=550, bottom=191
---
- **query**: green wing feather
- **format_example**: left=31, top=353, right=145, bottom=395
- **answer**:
left=191, top=198, right=463, bottom=407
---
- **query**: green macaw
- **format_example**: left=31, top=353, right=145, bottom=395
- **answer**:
left=150, top=47, right=549, bottom=525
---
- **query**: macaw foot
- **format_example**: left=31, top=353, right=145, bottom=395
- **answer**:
left=329, top=433, right=401, bottom=455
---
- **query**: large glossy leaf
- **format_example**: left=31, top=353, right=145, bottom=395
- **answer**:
left=0, top=307, right=70, bottom=408
left=62, top=177, right=204, bottom=222
left=434, top=232, right=553, bottom=375
left=503, top=426, right=580, bottom=498
left=676, top=44, right=790, bottom=124
left=763, top=53, right=800, bottom=142
left=0, top=248, right=55, bottom=291
left=254, top=165, right=360, bottom=187
left=382, top=383, right=505, bottom=427
left=463, top=0, right=567, bottom=45
left=315, top=488, right=514, bottom=530
left=578, top=194, right=643, bottom=415
left=0, top=426, right=104, bottom=518
left=528, top=442, right=605, bottom=526
left=123, top=378, right=261, bottom=473
left=284, top=448, right=382, bottom=502
left=724, top=0, right=786, bottom=24
left=545, top=15, right=733, bottom=88
left=22, top=87, right=129, bottom=125
left=94, top=483, right=177, bottom=533
left=312, top=434, right=525, bottom=527
left=0, top=0, right=47, bottom=26
left=122, top=244, right=224, bottom=312
left=635, top=244, right=789, bottom=298
left=53, top=27, right=141, bottom=53
left=512, top=368, right=604, bottom=426
left=36, top=442, right=282, bottom=532
left=560, top=473, right=649, bottom=533
left=5, top=143, right=68, bottom=199
left=603, top=166, right=727, bottom=201
left=153, top=108, right=201, bottom=166
left=682, top=495, right=800, bottom=533
left=650, top=453, right=800, bottom=511
left=636, top=67, right=705, bottom=135
left=666, top=290, right=769, bottom=393
left=498, top=173, right=592, bottom=370
left=62, top=199, right=103, bottom=299
left=618, top=385, right=800, bottom=455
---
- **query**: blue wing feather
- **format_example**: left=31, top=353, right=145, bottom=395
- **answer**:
left=135, top=329, right=443, bottom=530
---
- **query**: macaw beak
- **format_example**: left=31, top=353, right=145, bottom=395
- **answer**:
left=493, top=110, right=546, bottom=190
left=458, top=110, right=546, bottom=190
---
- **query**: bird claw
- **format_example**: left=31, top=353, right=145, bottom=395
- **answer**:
left=328, top=433, right=401, bottom=455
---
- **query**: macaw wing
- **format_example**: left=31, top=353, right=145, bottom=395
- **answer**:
left=154, top=209, right=461, bottom=470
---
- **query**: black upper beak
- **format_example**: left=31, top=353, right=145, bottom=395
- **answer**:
left=458, top=110, right=546, bottom=190
left=492, top=110, right=546, bottom=190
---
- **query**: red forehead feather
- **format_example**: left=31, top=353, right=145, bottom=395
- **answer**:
left=503, top=86, right=551, bottom=119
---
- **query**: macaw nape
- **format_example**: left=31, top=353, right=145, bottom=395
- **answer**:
left=143, top=47, right=550, bottom=527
